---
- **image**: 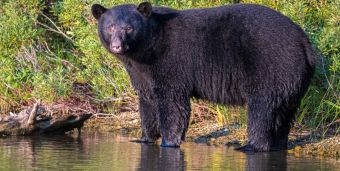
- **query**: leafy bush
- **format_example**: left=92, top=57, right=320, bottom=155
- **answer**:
left=0, top=0, right=339, bottom=131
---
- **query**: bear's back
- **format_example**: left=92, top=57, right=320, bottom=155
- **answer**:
left=157, top=3, right=311, bottom=73
left=153, top=4, right=314, bottom=104
left=160, top=4, right=304, bottom=41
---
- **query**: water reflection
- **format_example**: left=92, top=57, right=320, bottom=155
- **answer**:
left=246, top=151, right=287, bottom=171
left=138, top=144, right=186, bottom=171
left=0, top=135, right=87, bottom=170
left=137, top=144, right=288, bottom=171
left=0, top=133, right=337, bottom=170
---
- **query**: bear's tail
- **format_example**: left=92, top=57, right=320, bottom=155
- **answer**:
left=302, top=39, right=316, bottom=72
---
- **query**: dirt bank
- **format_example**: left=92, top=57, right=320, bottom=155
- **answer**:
left=83, top=109, right=340, bottom=158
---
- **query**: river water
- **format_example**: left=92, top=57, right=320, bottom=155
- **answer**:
left=0, top=132, right=338, bottom=171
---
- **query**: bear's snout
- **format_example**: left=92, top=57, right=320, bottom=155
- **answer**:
left=110, top=43, right=129, bottom=54
left=111, top=44, right=122, bottom=52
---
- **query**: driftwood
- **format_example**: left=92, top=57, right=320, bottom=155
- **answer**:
left=0, top=100, right=92, bottom=136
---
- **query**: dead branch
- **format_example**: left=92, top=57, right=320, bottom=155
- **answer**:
left=27, top=99, right=41, bottom=125
left=37, top=12, right=74, bottom=43
left=1, top=102, right=92, bottom=136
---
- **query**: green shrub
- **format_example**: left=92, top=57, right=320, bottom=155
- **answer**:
left=0, top=0, right=338, bottom=131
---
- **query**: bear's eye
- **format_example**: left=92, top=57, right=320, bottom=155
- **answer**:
left=107, top=25, right=115, bottom=32
left=126, top=26, right=133, bottom=33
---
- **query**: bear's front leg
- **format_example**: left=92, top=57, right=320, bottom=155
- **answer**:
left=138, top=96, right=161, bottom=143
left=155, top=88, right=191, bottom=147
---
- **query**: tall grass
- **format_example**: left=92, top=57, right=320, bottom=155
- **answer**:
left=0, top=0, right=339, bottom=131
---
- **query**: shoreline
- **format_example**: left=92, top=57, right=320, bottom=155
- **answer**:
left=84, top=110, right=340, bottom=158
left=1, top=95, right=339, bottom=158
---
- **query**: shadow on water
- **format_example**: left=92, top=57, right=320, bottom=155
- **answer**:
left=0, top=132, right=338, bottom=170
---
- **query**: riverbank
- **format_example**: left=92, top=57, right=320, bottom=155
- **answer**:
left=83, top=108, right=340, bottom=158
left=1, top=104, right=339, bottom=159
left=1, top=90, right=339, bottom=158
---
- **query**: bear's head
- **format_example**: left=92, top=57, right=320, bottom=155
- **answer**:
left=91, top=2, right=153, bottom=55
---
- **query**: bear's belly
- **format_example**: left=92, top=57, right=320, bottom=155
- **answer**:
left=192, top=70, right=247, bottom=106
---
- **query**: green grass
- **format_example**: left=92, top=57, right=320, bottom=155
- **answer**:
left=0, top=0, right=339, bottom=132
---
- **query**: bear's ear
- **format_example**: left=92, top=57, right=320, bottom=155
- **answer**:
left=91, top=4, right=107, bottom=20
left=137, top=2, right=152, bottom=17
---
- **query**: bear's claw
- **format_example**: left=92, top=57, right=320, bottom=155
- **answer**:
left=160, top=138, right=180, bottom=148
left=130, top=139, right=155, bottom=144
left=235, top=144, right=257, bottom=153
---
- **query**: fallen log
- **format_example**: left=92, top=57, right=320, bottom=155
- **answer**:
left=0, top=100, right=92, bottom=136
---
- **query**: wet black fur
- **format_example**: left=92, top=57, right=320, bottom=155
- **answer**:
left=92, top=2, right=315, bottom=151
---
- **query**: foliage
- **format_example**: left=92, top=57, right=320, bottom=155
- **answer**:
left=0, top=0, right=339, bottom=131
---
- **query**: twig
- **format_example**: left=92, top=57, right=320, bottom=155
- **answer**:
left=38, top=42, right=78, bottom=69
left=88, top=96, right=128, bottom=103
left=94, top=113, right=119, bottom=118
left=37, top=21, right=74, bottom=43
left=325, top=119, right=340, bottom=129
left=37, top=12, right=74, bottom=43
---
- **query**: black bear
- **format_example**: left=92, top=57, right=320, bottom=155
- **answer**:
left=91, top=2, right=315, bottom=152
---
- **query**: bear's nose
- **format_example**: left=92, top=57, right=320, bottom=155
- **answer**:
left=111, top=45, right=122, bottom=52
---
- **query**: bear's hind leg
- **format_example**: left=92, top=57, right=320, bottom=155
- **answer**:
left=271, top=103, right=297, bottom=150
left=237, top=96, right=296, bottom=152
left=237, top=96, right=281, bottom=152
